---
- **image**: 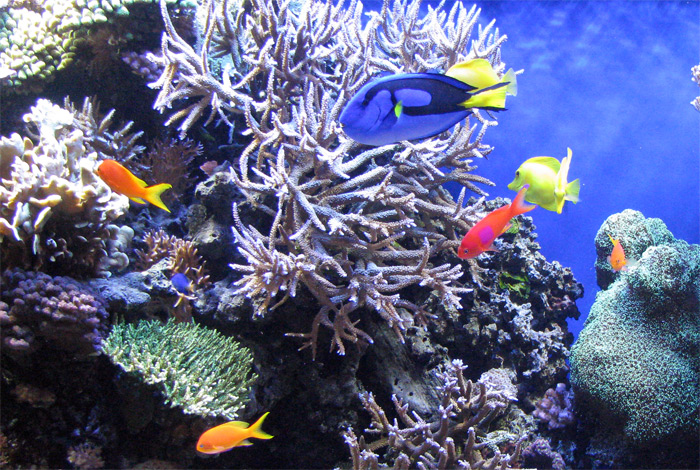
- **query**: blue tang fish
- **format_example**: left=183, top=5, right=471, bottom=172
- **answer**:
left=171, top=273, right=192, bottom=294
left=339, top=59, right=516, bottom=146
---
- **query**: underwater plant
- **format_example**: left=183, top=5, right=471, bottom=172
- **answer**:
left=101, top=319, right=256, bottom=419
left=151, top=0, right=515, bottom=357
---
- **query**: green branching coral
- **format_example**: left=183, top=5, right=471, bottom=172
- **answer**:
left=102, top=319, right=257, bottom=419
left=0, top=0, right=195, bottom=93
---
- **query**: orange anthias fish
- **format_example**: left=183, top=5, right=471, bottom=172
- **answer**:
left=458, top=185, right=536, bottom=259
left=196, top=412, right=273, bottom=455
left=95, top=160, right=172, bottom=212
left=607, top=234, right=632, bottom=271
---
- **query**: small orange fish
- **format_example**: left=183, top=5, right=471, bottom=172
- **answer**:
left=607, top=234, right=629, bottom=271
left=95, top=160, right=172, bottom=212
left=458, top=185, right=535, bottom=259
left=196, top=412, right=273, bottom=455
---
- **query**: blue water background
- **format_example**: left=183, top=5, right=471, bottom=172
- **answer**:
left=368, top=0, right=700, bottom=336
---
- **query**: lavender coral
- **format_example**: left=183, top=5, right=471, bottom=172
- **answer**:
left=533, top=383, right=574, bottom=430
left=152, top=0, right=515, bottom=357
left=0, top=268, right=110, bottom=356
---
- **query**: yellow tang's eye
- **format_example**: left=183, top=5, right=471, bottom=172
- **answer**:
left=515, top=170, right=520, bottom=177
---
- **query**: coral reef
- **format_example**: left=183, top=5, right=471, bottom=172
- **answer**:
left=532, top=383, right=574, bottom=430
left=0, top=98, right=137, bottom=276
left=0, top=267, right=110, bottom=357
left=521, top=438, right=565, bottom=470
left=344, top=360, right=523, bottom=469
left=571, top=210, right=699, bottom=466
left=154, top=0, right=516, bottom=357
left=692, top=63, right=700, bottom=111
left=101, top=318, right=257, bottom=419
left=0, top=0, right=197, bottom=94
left=131, top=137, right=201, bottom=202
left=594, top=208, right=675, bottom=290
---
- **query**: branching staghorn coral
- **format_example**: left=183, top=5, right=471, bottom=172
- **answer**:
left=101, top=318, right=256, bottom=419
left=151, top=0, right=514, bottom=356
left=344, top=360, right=522, bottom=469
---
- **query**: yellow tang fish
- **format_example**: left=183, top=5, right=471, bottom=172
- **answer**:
left=507, top=148, right=580, bottom=214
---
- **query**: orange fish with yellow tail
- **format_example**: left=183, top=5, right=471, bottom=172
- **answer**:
left=95, top=160, right=172, bottom=212
left=458, top=185, right=536, bottom=259
left=607, top=234, right=636, bottom=272
left=196, top=412, right=273, bottom=455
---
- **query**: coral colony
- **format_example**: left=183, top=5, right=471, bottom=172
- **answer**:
left=0, top=0, right=698, bottom=469
left=151, top=0, right=505, bottom=358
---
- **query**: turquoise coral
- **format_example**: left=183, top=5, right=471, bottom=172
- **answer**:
left=571, top=210, right=700, bottom=446
left=101, top=319, right=257, bottom=420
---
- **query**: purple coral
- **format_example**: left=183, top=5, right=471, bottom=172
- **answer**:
left=0, top=269, right=109, bottom=356
left=533, top=383, right=575, bottom=430
left=522, top=438, right=566, bottom=470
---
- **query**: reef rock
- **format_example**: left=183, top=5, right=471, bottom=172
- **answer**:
left=571, top=210, right=699, bottom=467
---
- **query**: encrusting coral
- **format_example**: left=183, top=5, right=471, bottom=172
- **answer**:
left=0, top=267, right=110, bottom=357
left=151, top=0, right=516, bottom=357
left=101, top=318, right=256, bottom=419
left=0, top=98, right=138, bottom=276
left=344, top=360, right=523, bottom=469
left=571, top=210, right=699, bottom=464
left=0, top=0, right=197, bottom=94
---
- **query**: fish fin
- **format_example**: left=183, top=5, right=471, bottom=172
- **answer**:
left=502, top=68, right=518, bottom=96
left=223, top=421, right=249, bottom=429
left=557, top=148, right=573, bottom=188
left=510, top=185, right=537, bottom=216
left=566, top=179, right=580, bottom=203
left=500, top=222, right=512, bottom=235
left=459, top=82, right=508, bottom=110
left=525, top=156, right=561, bottom=173
left=445, top=59, right=498, bottom=88
left=248, top=412, right=274, bottom=440
left=143, top=183, right=173, bottom=213
left=238, top=440, right=254, bottom=447
left=394, top=100, right=403, bottom=118
left=129, top=197, right=147, bottom=205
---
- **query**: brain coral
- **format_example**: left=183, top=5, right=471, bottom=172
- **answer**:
left=571, top=210, right=699, bottom=448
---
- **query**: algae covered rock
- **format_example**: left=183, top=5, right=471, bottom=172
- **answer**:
left=571, top=210, right=699, bottom=459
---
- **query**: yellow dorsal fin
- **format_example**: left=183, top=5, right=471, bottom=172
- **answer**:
left=223, top=421, right=249, bottom=429
left=445, top=59, right=498, bottom=88
left=524, top=156, right=561, bottom=174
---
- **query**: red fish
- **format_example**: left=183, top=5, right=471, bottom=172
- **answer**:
left=458, top=185, right=535, bottom=259
left=95, top=160, right=172, bottom=212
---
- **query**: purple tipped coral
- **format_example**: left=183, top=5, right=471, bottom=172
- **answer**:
left=533, top=383, right=575, bottom=430
left=0, top=268, right=109, bottom=356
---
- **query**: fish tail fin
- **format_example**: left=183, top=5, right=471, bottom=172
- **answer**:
left=143, top=183, right=173, bottom=213
left=460, top=82, right=508, bottom=110
left=249, top=412, right=273, bottom=440
left=502, top=68, right=518, bottom=97
left=511, top=184, right=537, bottom=216
left=566, top=179, right=581, bottom=203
